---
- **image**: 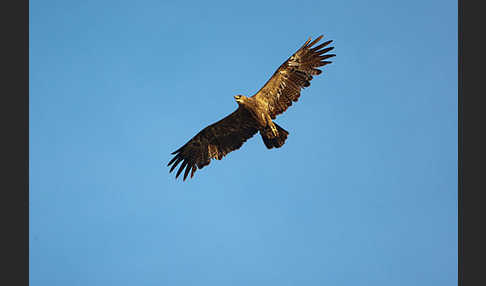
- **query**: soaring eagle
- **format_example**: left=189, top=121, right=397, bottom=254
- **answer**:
left=168, top=35, right=335, bottom=181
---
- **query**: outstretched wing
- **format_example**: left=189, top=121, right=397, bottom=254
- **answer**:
left=168, top=107, right=259, bottom=181
left=252, top=35, right=335, bottom=119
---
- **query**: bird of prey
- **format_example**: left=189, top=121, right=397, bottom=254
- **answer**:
left=168, top=35, right=335, bottom=181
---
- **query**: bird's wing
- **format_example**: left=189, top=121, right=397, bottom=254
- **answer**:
left=168, top=107, right=259, bottom=181
left=252, top=35, right=335, bottom=118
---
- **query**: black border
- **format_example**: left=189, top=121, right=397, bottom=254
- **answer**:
left=459, top=0, right=484, bottom=285
left=2, top=0, right=29, bottom=285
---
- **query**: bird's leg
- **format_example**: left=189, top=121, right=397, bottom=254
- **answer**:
left=266, top=114, right=278, bottom=137
left=270, top=123, right=278, bottom=137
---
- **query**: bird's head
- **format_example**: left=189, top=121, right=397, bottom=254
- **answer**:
left=234, top=95, right=248, bottom=105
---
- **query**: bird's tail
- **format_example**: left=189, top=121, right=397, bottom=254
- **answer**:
left=260, top=123, right=289, bottom=149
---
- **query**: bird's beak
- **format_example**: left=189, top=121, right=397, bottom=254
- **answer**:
left=234, top=96, right=238, bottom=100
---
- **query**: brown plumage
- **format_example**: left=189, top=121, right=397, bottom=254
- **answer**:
left=168, top=35, right=335, bottom=181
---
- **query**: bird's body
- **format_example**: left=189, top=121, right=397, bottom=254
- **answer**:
left=234, top=95, right=288, bottom=148
left=168, top=35, right=335, bottom=181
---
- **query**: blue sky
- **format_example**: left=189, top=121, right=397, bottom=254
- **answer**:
left=30, top=0, right=457, bottom=285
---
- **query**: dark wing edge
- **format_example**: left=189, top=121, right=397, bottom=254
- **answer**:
left=167, top=107, right=259, bottom=181
left=252, top=35, right=335, bottom=118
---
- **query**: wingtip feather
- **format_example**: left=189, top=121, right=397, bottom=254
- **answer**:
left=307, top=35, right=324, bottom=48
left=190, top=165, right=197, bottom=178
left=183, top=163, right=192, bottom=181
left=169, top=157, right=183, bottom=173
left=167, top=155, right=179, bottom=167
left=300, top=37, right=312, bottom=49
left=176, top=161, right=188, bottom=179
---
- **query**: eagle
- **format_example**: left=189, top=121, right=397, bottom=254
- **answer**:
left=168, top=35, right=335, bottom=181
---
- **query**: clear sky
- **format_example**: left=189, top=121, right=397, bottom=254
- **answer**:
left=30, top=0, right=457, bottom=285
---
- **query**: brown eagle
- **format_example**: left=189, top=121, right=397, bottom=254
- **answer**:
left=168, top=35, right=335, bottom=181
